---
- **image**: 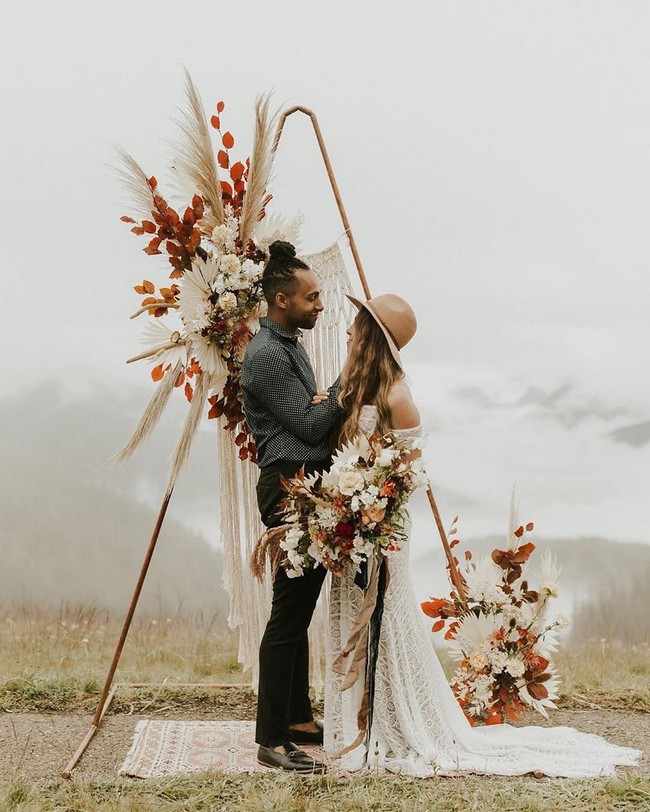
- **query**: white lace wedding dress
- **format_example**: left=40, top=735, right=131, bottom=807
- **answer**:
left=324, top=405, right=640, bottom=778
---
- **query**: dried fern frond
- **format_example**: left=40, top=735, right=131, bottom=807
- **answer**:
left=107, top=359, right=185, bottom=465
left=239, top=94, right=277, bottom=246
left=114, top=146, right=157, bottom=221
left=171, top=70, right=224, bottom=234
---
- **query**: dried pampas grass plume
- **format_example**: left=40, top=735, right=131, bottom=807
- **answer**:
left=108, top=359, right=185, bottom=465
left=165, top=369, right=212, bottom=494
left=114, top=146, right=157, bottom=221
left=239, top=94, right=277, bottom=246
left=171, top=70, right=225, bottom=234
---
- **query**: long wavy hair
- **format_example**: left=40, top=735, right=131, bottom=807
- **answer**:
left=336, top=308, right=403, bottom=446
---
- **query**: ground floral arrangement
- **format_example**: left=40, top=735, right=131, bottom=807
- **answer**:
left=422, top=520, right=569, bottom=725
left=119, top=86, right=301, bottom=463
left=277, top=432, right=428, bottom=578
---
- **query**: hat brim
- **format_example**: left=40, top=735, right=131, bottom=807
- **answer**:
left=346, top=294, right=404, bottom=370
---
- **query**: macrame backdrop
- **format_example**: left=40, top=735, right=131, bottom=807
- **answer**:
left=220, top=241, right=355, bottom=693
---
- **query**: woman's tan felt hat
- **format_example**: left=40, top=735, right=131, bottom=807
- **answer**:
left=346, top=293, right=417, bottom=369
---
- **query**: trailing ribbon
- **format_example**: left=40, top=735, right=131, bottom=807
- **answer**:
left=332, top=555, right=390, bottom=759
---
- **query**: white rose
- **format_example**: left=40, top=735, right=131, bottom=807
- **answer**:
left=220, top=254, right=241, bottom=276
left=218, top=291, right=237, bottom=311
left=338, top=471, right=365, bottom=495
left=242, top=259, right=263, bottom=279
left=469, top=651, right=488, bottom=671
left=505, top=657, right=526, bottom=678
left=211, top=224, right=235, bottom=248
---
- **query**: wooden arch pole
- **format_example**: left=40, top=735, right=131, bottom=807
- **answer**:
left=272, top=108, right=467, bottom=603
left=61, top=487, right=175, bottom=778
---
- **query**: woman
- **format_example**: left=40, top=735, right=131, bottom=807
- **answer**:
left=324, top=293, right=640, bottom=777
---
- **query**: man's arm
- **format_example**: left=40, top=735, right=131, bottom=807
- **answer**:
left=244, top=345, right=340, bottom=444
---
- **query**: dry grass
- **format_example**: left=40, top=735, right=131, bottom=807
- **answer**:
left=1, top=773, right=650, bottom=812
left=0, top=603, right=245, bottom=713
left=2, top=604, right=649, bottom=714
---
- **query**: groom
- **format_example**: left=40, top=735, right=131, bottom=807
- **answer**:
left=241, top=242, right=341, bottom=773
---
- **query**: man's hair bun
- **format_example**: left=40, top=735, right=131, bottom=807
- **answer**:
left=268, top=240, right=296, bottom=262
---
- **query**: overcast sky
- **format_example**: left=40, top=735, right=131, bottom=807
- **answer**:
left=1, top=1, right=648, bottom=545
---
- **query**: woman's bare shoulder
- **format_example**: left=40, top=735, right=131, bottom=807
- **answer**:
left=387, top=379, right=420, bottom=429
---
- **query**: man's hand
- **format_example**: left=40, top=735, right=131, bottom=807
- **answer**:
left=310, top=390, right=329, bottom=406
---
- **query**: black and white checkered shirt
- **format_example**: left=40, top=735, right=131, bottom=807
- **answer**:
left=241, top=317, right=341, bottom=467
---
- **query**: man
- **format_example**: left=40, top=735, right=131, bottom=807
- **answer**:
left=241, top=241, right=341, bottom=773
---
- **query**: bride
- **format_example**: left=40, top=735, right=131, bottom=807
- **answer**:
left=324, top=292, right=640, bottom=778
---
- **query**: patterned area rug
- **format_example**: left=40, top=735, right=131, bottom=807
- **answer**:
left=119, top=720, right=327, bottom=777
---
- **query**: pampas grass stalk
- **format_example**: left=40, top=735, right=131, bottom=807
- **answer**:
left=171, top=70, right=224, bottom=234
left=239, top=95, right=276, bottom=246
left=108, top=359, right=185, bottom=465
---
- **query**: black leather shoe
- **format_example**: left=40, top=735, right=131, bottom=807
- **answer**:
left=287, top=720, right=324, bottom=745
left=257, top=741, right=326, bottom=773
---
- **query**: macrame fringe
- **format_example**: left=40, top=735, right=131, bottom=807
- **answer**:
left=219, top=241, right=355, bottom=694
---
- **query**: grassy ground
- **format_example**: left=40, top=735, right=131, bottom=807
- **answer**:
left=2, top=604, right=648, bottom=713
left=1, top=772, right=650, bottom=812
left=1, top=604, right=648, bottom=812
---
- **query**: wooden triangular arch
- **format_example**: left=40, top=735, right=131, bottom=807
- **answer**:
left=61, top=106, right=465, bottom=778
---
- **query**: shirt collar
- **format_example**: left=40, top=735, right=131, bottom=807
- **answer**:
left=260, top=316, right=302, bottom=344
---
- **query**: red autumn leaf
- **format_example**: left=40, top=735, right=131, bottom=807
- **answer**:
left=183, top=207, right=196, bottom=226
left=526, top=522, right=534, bottom=532
left=151, top=363, right=164, bottom=382
left=511, top=542, right=535, bottom=564
left=527, top=682, right=549, bottom=700
left=431, top=619, right=445, bottom=633
left=217, top=101, right=225, bottom=113
left=121, top=215, right=136, bottom=223
left=464, top=551, right=472, bottom=560
left=505, top=705, right=522, bottom=722
left=450, top=539, right=460, bottom=548
left=217, top=149, right=229, bottom=169
left=131, top=226, right=145, bottom=236
left=153, top=307, right=167, bottom=317
left=142, top=220, right=156, bottom=233
left=222, top=131, right=235, bottom=149
left=485, top=714, right=503, bottom=726
left=238, top=447, right=248, bottom=460
left=148, top=176, right=157, bottom=188
left=514, top=525, right=524, bottom=538
left=169, top=269, right=184, bottom=279
left=230, top=161, right=245, bottom=181
left=192, top=194, right=203, bottom=213
left=421, top=599, right=447, bottom=618
left=142, top=280, right=155, bottom=294
left=141, top=296, right=157, bottom=306
left=166, top=240, right=183, bottom=257
left=220, top=180, right=233, bottom=198
left=175, top=370, right=184, bottom=387
left=184, top=382, right=193, bottom=402
left=159, top=287, right=175, bottom=299
left=133, top=285, right=146, bottom=294
left=210, top=115, right=220, bottom=129
left=234, top=179, right=245, bottom=194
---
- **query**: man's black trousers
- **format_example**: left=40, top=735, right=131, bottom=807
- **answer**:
left=255, top=460, right=328, bottom=748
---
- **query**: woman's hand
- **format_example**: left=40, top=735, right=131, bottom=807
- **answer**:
left=311, top=390, right=330, bottom=406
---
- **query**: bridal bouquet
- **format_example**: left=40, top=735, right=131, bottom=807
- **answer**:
left=422, top=521, right=569, bottom=724
left=277, top=433, right=428, bottom=579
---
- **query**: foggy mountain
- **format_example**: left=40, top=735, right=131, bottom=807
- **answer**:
left=0, top=381, right=225, bottom=614
left=0, top=382, right=648, bottom=642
